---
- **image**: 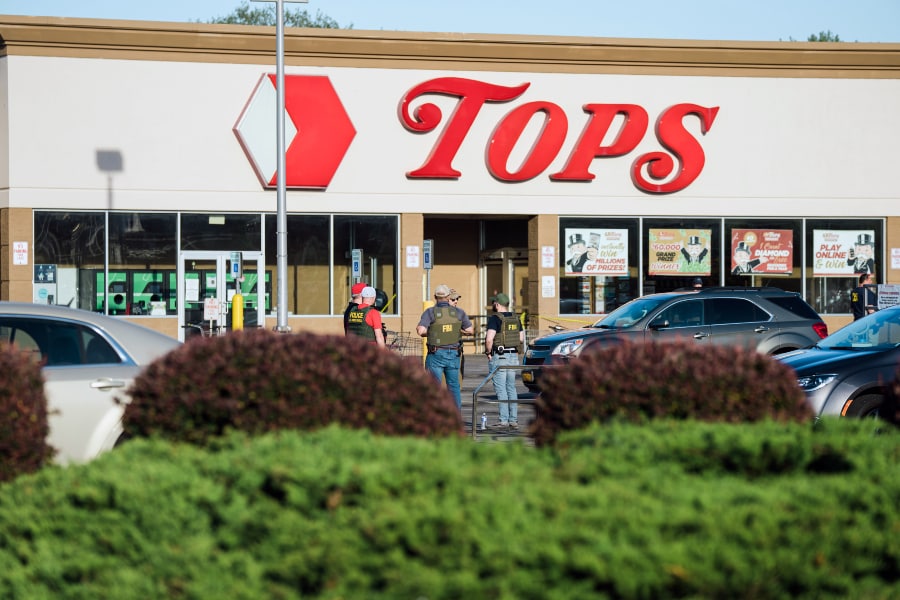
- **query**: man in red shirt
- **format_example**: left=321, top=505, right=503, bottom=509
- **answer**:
left=346, top=286, right=385, bottom=347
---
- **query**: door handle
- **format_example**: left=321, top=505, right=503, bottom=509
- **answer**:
left=91, top=378, right=127, bottom=391
left=754, top=326, right=769, bottom=333
left=693, top=332, right=709, bottom=339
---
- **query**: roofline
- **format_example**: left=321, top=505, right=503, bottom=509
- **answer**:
left=1, top=15, right=900, bottom=78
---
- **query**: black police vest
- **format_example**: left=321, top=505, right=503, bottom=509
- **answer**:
left=347, top=305, right=377, bottom=340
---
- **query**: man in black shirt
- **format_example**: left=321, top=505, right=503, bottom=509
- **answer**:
left=343, top=282, right=367, bottom=334
left=850, top=273, right=877, bottom=321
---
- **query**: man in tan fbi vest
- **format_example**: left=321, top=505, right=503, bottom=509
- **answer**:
left=416, top=284, right=474, bottom=409
left=484, top=292, right=525, bottom=429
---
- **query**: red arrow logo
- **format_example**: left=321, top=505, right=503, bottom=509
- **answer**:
left=234, top=75, right=356, bottom=189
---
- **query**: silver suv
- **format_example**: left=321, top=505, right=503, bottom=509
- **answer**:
left=523, top=287, right=827, bottom=392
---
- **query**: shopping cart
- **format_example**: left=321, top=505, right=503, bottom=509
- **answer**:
left=385, top=330, right=421, bottom=357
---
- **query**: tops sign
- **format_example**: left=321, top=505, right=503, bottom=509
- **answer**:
left=399, top=77, right=719, bottom=194
left=237, top=75, right=719, bottom=194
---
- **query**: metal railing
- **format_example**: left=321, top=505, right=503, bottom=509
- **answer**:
left=469, top=363, right=538, bottom=439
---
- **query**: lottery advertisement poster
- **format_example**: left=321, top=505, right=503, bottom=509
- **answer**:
left=813, top=230, right=876, bottom=276
left=730, top=229, right=793, bottom=275
left=648, top=228, right=711, bottom=276
left=563, top=228, right=629, bottom=276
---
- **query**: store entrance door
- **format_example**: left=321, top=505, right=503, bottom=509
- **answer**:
left=482, top=246, right=529, bottom=323
left=178, top=251, right=266, bottom=342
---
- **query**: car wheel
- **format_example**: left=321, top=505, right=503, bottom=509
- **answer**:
left=843, top=394, right=883, bottom=418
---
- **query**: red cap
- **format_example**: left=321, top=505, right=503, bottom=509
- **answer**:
left=351, top=282, right=367, bottom=295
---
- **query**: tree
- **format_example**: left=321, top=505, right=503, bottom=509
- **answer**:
left=783, top=30, right=847, bottom=43
left=206, top=1, right=349, bottom=28
left=808, top=30, right=841, bottom=42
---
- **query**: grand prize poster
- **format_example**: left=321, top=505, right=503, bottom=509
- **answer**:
left=813, top=230, right=876, bottom=276
left=563, top=228, right=628, bottom=275
left=648, top=228, right=711, bottom=276
left=730, top=229, right=793, bottom=275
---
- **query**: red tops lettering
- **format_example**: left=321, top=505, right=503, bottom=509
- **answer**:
left=399, top=77, right=719, bottom=194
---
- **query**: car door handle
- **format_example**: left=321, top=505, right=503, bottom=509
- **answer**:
left=693, top=332, right=710, bottom=339
left=754, top=326, right=769, bottom=333
left=90, top=378, right=127, bottom=391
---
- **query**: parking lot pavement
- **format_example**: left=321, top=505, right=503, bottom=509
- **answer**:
left=458, top=353, right=537, bottom=444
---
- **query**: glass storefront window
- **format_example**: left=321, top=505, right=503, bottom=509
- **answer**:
left=181, top=213, right=261, bottom=251
left=33, top=211, right=398, bottom=319
left=724, top=219, right=802, bottom=292
left=265, top=214, right=330, bottom=315
left=805, top=219, right=883, bottom=315
left=559, top=218, right=640, bottom=315
left=643, top=218, right=721, bottom=295
left=34, top=211, right=105, bottom=311
left=106, top=213, right=178, bottom=315
left=333, top=216, right=399, bottom=315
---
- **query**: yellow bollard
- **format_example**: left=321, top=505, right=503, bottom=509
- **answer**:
left=232, top=293, right=244, bottom=331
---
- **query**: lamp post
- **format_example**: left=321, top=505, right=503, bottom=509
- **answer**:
left=252, top=0, right=308, bottom=333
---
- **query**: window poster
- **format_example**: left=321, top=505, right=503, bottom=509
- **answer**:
left=563, top=228, right=628, bottom=276
left=813, top=230, right=876, bottom=276
left=730, top=229, right=793, bottom=275
left=648, top=228, right=711, bottom=276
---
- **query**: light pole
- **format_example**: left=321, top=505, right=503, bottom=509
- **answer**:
left=252, top=0, right=308, bottom=333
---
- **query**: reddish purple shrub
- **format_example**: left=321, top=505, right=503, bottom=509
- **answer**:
left=122, top=329, right=462, bottom=443
left=0, top=343, right=53, bottom=481
left=532, top=339, right=812, bottom=446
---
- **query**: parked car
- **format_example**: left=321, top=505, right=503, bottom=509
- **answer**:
left=0, top=302, right=180, bottom=463
left=523, top=287, right=827, bottom=392
left=777, top=305, right=900, bottom=418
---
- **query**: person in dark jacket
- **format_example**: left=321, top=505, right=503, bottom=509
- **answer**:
left=343, top=282, right=366, bottom=334
left=850, top=272, right=877, bottom=320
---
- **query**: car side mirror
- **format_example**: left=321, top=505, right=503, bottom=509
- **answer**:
left=649, top=318, right=670, bottom=330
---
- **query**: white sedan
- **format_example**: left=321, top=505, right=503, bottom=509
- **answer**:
left=0, top=302, right=180, bottom=463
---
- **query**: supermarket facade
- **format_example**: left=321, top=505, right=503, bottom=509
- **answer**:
left=1, top=15, right=900, bottom=342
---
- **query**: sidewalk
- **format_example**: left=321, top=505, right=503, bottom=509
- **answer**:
left=457, top=353, right=538, bottom=444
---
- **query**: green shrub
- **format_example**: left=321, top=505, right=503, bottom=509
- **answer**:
left=532, top=340, right=812, bottom=446
left=0, top=421, right=897, bottom=599
left=0, top=342, right=53, bottom=481
left=121, top=329, right=462, bottom=444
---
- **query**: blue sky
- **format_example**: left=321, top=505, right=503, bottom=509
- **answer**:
left=1, top=0, right=899, bottom=42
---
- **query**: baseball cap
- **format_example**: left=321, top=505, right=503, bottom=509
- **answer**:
left=351, top=282, right=367, bottom=296
left=449, top=288, right=462, bottom=300
left=490, top=292, right=510, bottom=306
left=361, top=286, right=377, bottom=299
left=434, top=284, right=452, bottom=298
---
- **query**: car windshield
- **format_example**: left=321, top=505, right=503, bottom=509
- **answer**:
left=818, top=306, right=900, bottom=350
left=592, top=295, right=674, bottom=330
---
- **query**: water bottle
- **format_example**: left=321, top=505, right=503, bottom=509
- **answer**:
left=481, top=413, right=487, bottom=430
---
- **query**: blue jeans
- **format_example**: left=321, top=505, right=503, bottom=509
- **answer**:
left=489, top=352, right=519, bottom=424
left=425, top=348, right=462, bottom=409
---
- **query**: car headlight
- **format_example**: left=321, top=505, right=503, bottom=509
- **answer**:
left=796, top=374, right=836, bottom=392
left=552, top=338, right=584, bottom=357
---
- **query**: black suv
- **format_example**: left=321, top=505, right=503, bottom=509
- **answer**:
left=522, top=287, right=827, bottom=392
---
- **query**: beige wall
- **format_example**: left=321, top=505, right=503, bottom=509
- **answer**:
left=1, top=208, right=33, bottom=302
left=2, top=18, right=899, bottom=340
left=528, top=214, right=559, bottom=333
left=400, top=213, right=426, bottom=333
